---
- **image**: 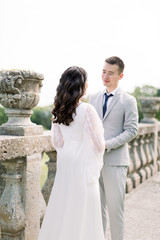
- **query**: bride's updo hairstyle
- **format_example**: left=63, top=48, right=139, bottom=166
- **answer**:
left=52, top=66, right=87, bottom=126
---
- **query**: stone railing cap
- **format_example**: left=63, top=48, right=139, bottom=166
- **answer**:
left=0, top=131, right=54, bottom=161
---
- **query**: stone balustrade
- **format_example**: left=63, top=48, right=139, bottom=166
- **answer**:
left=126, top=122, right=160, bottom=192
left=0, top=69, right=160, bottom=239
left=1, top=124, right=160, bottom=239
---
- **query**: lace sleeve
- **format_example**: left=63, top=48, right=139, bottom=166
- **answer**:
left=85, top=105, right=105, bottom=153
left=51, top=123, right=64, bottom=149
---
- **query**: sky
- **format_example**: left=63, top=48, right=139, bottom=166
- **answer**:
left=0, top=0, right=160, bottom=106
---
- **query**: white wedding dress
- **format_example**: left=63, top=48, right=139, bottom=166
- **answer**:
left=38, top=102, right=105, bottom=240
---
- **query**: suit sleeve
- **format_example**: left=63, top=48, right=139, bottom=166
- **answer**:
left=105, top=96, right=138, bottom=152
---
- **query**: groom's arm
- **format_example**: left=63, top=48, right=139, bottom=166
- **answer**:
left=105, top=96, right=138, bottom=152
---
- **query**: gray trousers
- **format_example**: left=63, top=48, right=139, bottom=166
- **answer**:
left=99, top=164, right=128, bottom=240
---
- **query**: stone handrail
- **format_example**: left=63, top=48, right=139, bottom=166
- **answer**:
left=1, top=124, right=160, bottom=239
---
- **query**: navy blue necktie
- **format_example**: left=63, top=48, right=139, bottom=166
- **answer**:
left=103, top=93, right=113, bottom=117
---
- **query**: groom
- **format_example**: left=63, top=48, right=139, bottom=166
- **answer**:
left=90, top=56, right=138, bottom=240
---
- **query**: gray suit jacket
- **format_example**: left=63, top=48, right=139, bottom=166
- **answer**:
left=90, top=88, right=138, bottom=166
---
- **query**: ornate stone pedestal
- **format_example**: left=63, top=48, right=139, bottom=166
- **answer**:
left=139, top=97, right=160, bottom=123
left=0, top=108, right=43, bottom=136
left=0, top=70, right=44, bottom=136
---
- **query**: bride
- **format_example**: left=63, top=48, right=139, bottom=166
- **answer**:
left=38, top=66, right=105, bottom=240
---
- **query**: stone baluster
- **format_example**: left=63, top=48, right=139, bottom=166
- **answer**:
left=144, top=134, right=153, bottom=165
left=126, top=144, right=134, bottom=193
left=137, top=135, right=148, bottom=183
left=127, top=137, right=141, bottom=188
left=142, top=134, right=152, bottom=179
left=148, top=133, right=154, bottom=175
left=153, top=122, right=159, bottom=173
left=0, top=158, right=25, bottom=240
left=41, top=150, right=57, bottom=205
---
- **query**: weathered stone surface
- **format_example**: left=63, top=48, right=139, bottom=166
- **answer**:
left=24, top=153, right=42, bottom=240
left=0, top=69, right=47, bottom=240
left=0, top=174, right=25, bottom=233
left=0, top=70, right=43, bottom=109
left=139, top=97, right=160, bottom=123
left=144, top=165, right=152, bottom=178
left=0, top=132, right=54, bottom=239
left=128, top=172, right=140, bottom=188
left=0, top=124, right=43, bottom=136
left=137, top=123, right=156, bottom=135
left=0, top=132, right=54, bottom=161
left=0, top=70, right=44, bottom=136
left=138, top=168, right=147, bottom=183
left=0, top=159, right=25, bottom=239
left=126, top=177, right=133, bottom=193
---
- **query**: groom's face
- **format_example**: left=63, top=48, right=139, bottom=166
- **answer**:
left=102, top=62, right=123, bottom=90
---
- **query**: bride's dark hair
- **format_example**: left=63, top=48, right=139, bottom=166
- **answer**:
left=52, top=66, right=87, bottom=126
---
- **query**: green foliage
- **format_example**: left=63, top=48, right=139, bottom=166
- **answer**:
left=155, top=110, right=160, bottom=121
left=31, top=105, right=53, bottom=130
left=0, top=106, right=8, bottom=126
left=131, top=85, right=160, bottom=122
left=157, top=89, right=160, bottom=97
left=82, top=95, right=90, bottom=103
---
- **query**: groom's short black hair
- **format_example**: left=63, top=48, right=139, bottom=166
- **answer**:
left=105, top=56, right=125, bottom=74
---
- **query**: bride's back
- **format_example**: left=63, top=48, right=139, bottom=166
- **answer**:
left=58, top=102, right=86, bottom=142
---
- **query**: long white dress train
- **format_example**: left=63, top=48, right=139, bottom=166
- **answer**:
left=38, top=102, right=105, bottom=240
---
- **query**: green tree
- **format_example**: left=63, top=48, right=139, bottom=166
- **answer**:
left=31, top=105, right=52, bottom=130
left=0, top=106, right=8, bottom=125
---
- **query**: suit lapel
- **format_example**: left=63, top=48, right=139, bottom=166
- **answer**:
left=98, top=91, right=104, bottom=120
left=102, top=88, right=121, bottom=121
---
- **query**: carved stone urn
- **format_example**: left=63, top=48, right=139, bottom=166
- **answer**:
left=139, top=97, right=160, bottom=123
left=0, top=70, right=44, bottom=136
